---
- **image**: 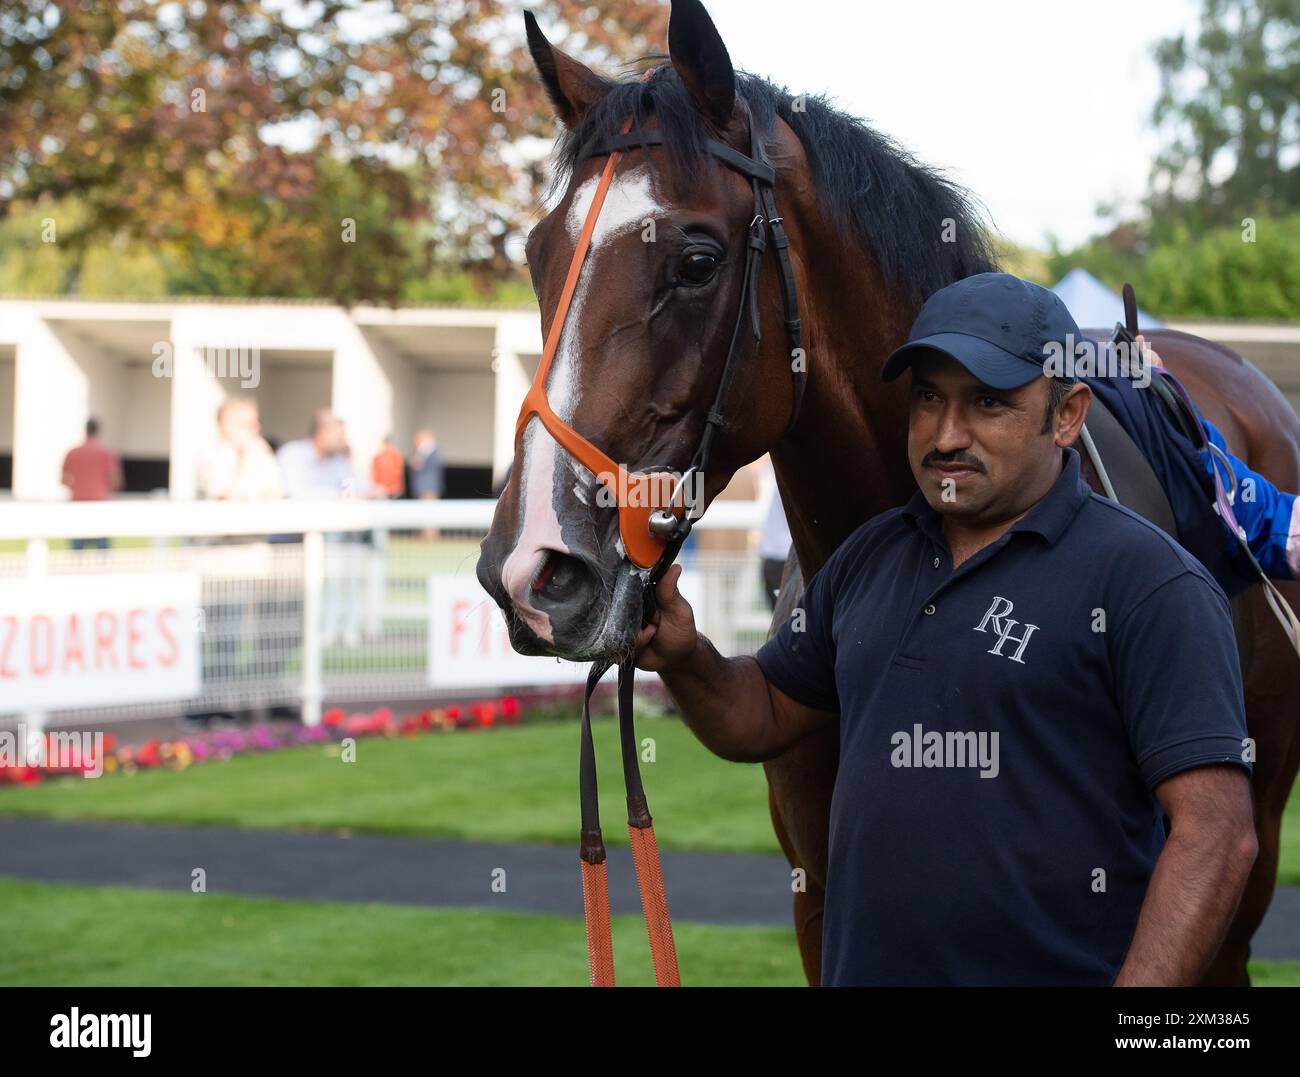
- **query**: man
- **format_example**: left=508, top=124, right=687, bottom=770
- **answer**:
left=189, top=398, right=286, bottom=727
left=277, top=409, right=368, bottom=649
left=410, top=429, right=444, bottom=500
left=277, top=409, right=363, bottom=500
left=200, top=398, right=283, bottom=503
left=636, top=272, right=1257, bottom=986
left=410, top=429, right=444, bottom=540
left=371, top=434, right=405, bottom=499
left=61, top=417, right=122, bottom=550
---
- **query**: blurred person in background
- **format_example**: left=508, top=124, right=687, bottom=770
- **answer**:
left=201, top=398, right=283, bottom=502
left=277, top=408, right=362, bottom=499
left=277, top=409, right=368, bottom=649
left=61, top=416, right=122, bottom=551
left=188, top=398, right=291, bottom=728
left=411, top=428, right=444, bottom=539
left=371, top=434, right=405, bottom=499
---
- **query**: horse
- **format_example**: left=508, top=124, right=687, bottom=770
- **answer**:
left=476, top=0, right=1300, bottom=986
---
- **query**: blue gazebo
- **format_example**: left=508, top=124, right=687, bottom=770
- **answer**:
left=1051, top=268, right=1164, bottom=331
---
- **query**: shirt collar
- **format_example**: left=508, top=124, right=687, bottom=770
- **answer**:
left=901, top=446, right=1090, bottom=548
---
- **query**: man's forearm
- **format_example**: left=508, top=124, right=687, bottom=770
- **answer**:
left=658, top=634, right=780, bottom=763
left=1113, top=825, right=1257, bottom=986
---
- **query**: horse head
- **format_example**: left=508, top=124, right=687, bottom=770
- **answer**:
left=477, top=0, right=811, bottom=661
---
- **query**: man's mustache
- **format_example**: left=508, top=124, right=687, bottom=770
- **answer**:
left=923, top=451, right=985, bottom=472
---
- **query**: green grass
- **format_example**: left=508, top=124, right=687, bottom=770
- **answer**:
left=0, top=714, right=783, bottom=855
left=0, top=878, right=803, bottom=986
left=1282, top=787, right=1300, bottom=886
left=1249, top=961, right=1300, bottom=987
left=3, top=712, right=1299, bottom=879
left=1, top=878, right=1294, bottom=987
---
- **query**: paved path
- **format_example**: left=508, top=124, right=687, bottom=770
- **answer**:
left=0, top=817, right=791, bottom=926
left=1, top=817, right=1296, bottom=960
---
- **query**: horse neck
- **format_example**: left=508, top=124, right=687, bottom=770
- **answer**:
left=769, top=243, right=921, bottom=577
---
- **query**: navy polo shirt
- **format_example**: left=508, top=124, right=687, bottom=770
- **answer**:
left=754, top=446, right=1251, bottom=986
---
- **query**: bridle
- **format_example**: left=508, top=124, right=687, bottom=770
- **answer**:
left=512, top=86, right=806, bottom=986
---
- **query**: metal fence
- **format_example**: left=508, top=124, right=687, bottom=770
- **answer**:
left=0, top=499, right=773, bottom=728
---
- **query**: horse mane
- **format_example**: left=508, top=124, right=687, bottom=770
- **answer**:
left=550, top=59, right=1000, bottom=305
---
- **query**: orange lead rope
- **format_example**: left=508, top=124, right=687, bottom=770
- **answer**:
left=517, top=75, right=807, bottom=986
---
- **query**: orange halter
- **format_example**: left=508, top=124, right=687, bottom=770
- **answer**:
left=514, top=104, right=806, bottom=571
left=513, top=115, right=676, bottom=568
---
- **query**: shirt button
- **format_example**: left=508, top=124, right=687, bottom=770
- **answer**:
left=932, top=557, right=940, bottom=569
left=923, top=604, right=936, bottom=616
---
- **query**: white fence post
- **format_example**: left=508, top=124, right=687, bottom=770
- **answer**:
left=23, top=537, right=49, bottom=763
left=301, top=529, right=324, bottom=726
left=365, top=527, right=387, bottom=640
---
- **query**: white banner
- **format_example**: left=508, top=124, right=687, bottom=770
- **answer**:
left=426, top=573, right=703, bottom=690
left=427, top=575, right=587, bottom=688
left=0, top=574, right=201, bottom=710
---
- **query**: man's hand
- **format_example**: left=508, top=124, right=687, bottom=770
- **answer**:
left=638, top=563, right=834, bottom=762
left=633, top=563, right=699, bottom=672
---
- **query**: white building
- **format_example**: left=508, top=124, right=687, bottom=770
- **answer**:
left=0, top=296, right=1296, bottom=502
left=0, top=298, right=543, bottom=500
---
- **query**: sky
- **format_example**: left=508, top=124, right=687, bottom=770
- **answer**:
left=694, top=0, right=1205, bottom=250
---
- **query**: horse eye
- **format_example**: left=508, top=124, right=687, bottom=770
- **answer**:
left=677, top=251, right=719, bottom=286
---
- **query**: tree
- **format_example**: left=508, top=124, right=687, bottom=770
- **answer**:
left=0, top=1, right=667, bottom=300
left=1150, top=0, right=1300, bottom=233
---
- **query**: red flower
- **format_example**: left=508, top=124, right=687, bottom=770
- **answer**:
left=470, top=702, right=496, bottom=728
left=323, top=708, right=345, bottom=727
left=136, top=740, right=162, bottom=768
left=501, top=696, right=522, bottom=723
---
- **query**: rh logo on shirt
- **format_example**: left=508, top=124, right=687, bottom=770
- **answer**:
left=973, top=596, right=1039, bottom=664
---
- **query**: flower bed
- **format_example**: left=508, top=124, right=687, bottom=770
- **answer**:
left=0, top=696, right=524, bottom=787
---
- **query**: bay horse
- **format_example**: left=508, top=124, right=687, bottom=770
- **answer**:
left=476, top=0, right=1300, bottom=986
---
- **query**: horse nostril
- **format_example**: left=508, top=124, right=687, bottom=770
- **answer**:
left=531, top=550, right=593, bottom=605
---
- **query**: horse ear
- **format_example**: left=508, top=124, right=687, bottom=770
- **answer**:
left=524, top=10, right=608, bottom=128
left=667, top=0, right=736, bottom=130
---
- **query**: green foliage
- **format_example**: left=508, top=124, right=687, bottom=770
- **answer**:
left=1047, top=0, right=1300, bottom=316
left=0, top=174, right=538, bottom=306
left=0, top=0, right=670, bottom=302
left=401, top=265, right=536, bottom=306
left=988, top=232, right=1050, bottom=285
left=1048, top=212, right=1300, bottom=318
left=1150, top=0, right=1300, bottom=230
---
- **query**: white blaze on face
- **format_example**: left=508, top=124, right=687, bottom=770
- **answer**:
left=501, top=166, right=663, bottom=643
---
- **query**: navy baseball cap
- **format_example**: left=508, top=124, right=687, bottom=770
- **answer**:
left=882, top=272, right=1082, bottom=389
